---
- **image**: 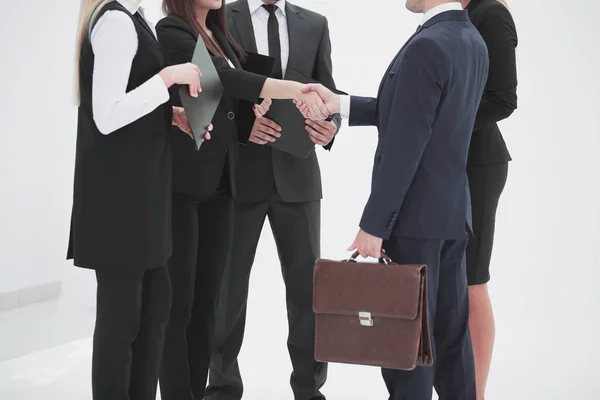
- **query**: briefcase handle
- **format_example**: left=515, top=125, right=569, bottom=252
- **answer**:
left=347, top=251, right=393, bottom=264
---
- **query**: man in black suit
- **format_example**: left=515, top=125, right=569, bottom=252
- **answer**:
left=206, top=1, right=340, bottom=400
left=299, top=1, right=489, bottom=398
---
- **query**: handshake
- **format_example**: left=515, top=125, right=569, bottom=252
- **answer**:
left=248, top=83, right=342, bottom=146
left=293, top=84, right=341, bottom=120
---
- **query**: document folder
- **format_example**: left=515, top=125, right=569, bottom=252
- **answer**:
left=236, top=52, right=276, bottom=144
left=266, top=69, right=346, bottom=159
left=180, top=39, right=224, bottom=150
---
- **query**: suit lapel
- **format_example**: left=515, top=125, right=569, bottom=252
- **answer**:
left=231, top=0, right=258, bottom=54
left=376, top=26, right=423, bottom=100
left=285, top=3, right=305, bottom=76
left=211, top=24, right=242, bottom=68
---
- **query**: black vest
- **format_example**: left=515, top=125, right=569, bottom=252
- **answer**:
left=67, top=1, right=173, bottom=271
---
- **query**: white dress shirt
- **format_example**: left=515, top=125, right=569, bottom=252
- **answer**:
left=248, top=0, right=290, bottom=77
left=91, top=0, right=170, bottom=135
left=421, top=1, right=463, bottom=25
left=339, top=2, right=463, bottom=118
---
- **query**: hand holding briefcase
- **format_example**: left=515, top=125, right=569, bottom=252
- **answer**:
left=313, top=252, right=433, bottom=370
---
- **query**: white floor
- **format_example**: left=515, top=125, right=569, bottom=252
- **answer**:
left=2, top=226, right=599, bottom=400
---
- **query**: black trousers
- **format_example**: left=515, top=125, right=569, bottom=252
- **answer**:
left=93, top=266, right=171, bottom=400
left=160, top=182, right=234, bottom=400
left=381, top=236, right=476, bottom=400
left=206, top=189, right=326, bottom=400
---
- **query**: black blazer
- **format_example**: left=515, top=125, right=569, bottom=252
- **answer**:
left=156, top=16, right=268, bottom=200
left=350, top=11, right=489, bottom=240
left=466, top=0, right=518, bottom=166
left=227, top=0, right=341, bottom=203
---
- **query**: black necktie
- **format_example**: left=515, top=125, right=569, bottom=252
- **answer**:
left=262, top=4, right=283, bottom=79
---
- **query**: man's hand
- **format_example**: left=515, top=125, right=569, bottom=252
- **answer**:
left=295, top=84, right=340, bottom=118
left=254, top=98, right=272, bottom=118
left=172, top=106, right=212, bottom=140
left=295, top=88, right=331, bottom=120
left=305, top=119, right=336, bottom=146
left=249, top=117, right=282, bottom=145
left=348, top=229, right=384, bottom=259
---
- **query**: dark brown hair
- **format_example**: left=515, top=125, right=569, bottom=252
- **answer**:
left=162, top=0, right=246, bottom=61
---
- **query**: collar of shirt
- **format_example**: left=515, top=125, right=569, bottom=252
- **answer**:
left=117, top=0, right=141, bottom=14
left=248, top=0, right=287, bottom=17
left=421, top=2, right=463, bottom=25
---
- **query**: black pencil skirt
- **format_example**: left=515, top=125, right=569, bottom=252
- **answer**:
left=466, top=163, right=509, bottom=285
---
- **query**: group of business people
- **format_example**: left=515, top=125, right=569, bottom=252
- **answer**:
left=68, top=0, right=517, bottom=399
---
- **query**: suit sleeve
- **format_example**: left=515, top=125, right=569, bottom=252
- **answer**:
left=312, top=17, right=341, bottom=150
left=359, top=39, right=448, bottom=240
left=156, top=17, right=267, bottom=105
left=473, top=5, right=518, bottom=131
left=348, top=96, right=378, bottom=127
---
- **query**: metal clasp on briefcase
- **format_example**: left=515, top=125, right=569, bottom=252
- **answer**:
left=359, top=311, right=373, bottom=327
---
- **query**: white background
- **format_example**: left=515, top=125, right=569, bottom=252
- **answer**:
left=1, top=0, right=599, bottom=399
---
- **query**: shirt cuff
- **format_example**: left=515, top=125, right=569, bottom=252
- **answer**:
left=339, top=95, right=351, bottom=119
left=146, top=74, right=170, bottom=105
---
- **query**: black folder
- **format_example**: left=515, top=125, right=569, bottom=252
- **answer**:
left=236, top=52, right=276, bottom=143
left=266, top=69, right=351, bottom=159
left=180, top=40, right=224, bottom=150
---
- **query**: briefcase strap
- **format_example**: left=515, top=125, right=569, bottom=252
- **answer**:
left=347, top=251, right=392, bottom=264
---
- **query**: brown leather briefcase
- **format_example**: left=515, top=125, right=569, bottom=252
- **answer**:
left=313, top=252, right=433, bottom=370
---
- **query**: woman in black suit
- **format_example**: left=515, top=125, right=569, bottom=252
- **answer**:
left=155, top=1, right=329, bottom=398
left=69, top=0, right=205, bottom=398
left=462, top=0, right=518, bottom=398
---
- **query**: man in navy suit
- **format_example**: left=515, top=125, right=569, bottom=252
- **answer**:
left=298, top=0, right=489, bottom=398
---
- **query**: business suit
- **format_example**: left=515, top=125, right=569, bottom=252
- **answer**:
left=207, top=2, right=340, bottom=400
left=348, top=10, right=488, bottom=399
left=465, top=0, right=518, bottom=285
left=155, top=16, right=267, bottom=400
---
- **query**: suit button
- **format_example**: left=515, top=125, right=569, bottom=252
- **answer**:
left=227, top=111, right=235, bottom=120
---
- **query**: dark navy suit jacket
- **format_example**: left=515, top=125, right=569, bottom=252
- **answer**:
left=350, top=10, right=489, bottom=240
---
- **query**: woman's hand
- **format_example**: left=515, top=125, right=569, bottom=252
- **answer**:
left=295, top=90, right=331, bottom=120
left=254, top=98, right=272, bottom=118
left=172, top=107, right=192, bottom=137
left=202, top=124, right=213, bottom=141
left=294, top=84, right=339, bottom=119
left=172, top=107, right=213, bottom=140
left=159, top=63, right=202, bottom=98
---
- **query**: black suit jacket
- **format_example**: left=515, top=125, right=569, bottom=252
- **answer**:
left=156, top=16, right=268, bottom=200
left=466, top=0, right=518, bottom=166
left=350, top=11, right=489, bottom=240
left=227, top=0, right=341, bottom=203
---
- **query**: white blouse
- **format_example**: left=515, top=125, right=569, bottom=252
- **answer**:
left=90, top=0, right=169, bottom=135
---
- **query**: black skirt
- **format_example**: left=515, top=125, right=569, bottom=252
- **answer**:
left=466, top=163, right=509, bottom=285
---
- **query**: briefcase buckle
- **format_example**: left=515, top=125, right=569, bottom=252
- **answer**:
left=359, top=311, right=373, bottom=327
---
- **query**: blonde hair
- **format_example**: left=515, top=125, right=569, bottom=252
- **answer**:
left=497, top=0, right=509, bottom=9
left=73, top=0, right=141, bottom=105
